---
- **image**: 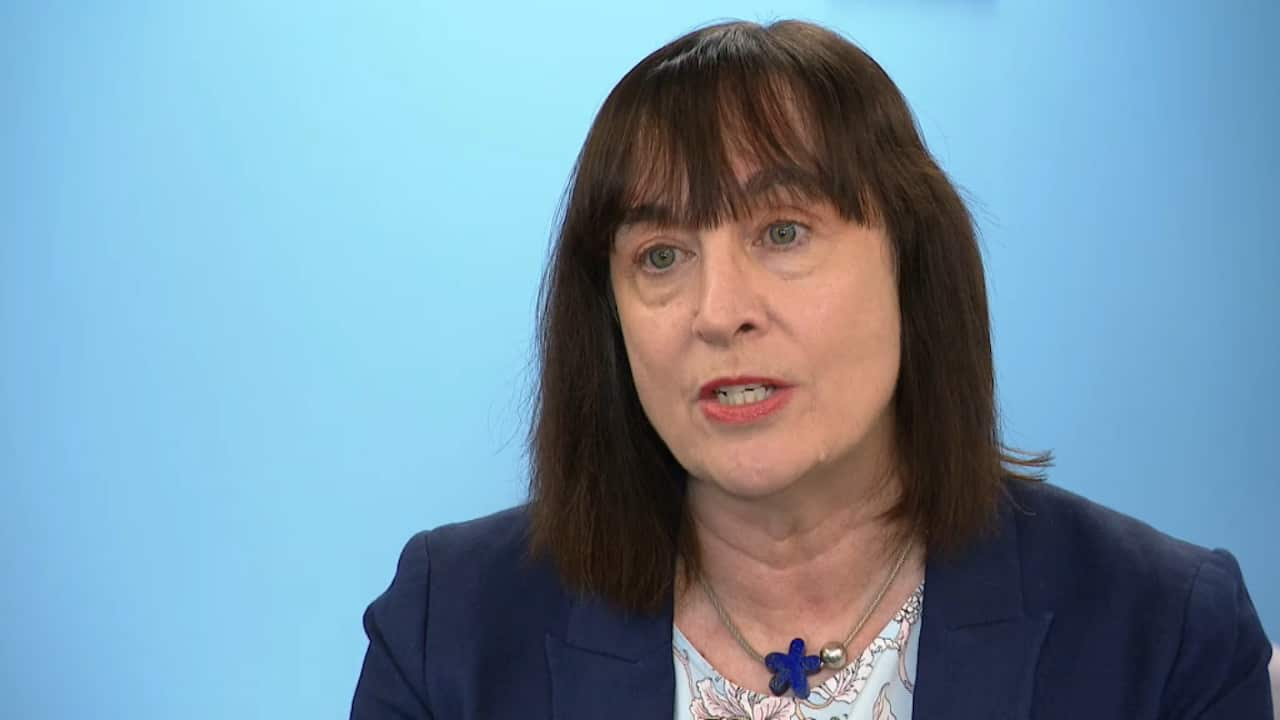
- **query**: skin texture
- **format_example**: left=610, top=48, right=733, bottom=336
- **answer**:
left=609, top=193, right=902, bottom=523
left=610, top=189, right=926, bottom=695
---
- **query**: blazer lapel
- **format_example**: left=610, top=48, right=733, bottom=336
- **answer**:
left=913, top=489, right=1054, bottom=720
left=543, top=485, right=1054, bottom=720
left=545, top=590, right=675, bottom=720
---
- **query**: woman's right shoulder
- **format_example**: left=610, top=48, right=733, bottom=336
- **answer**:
left=352, top=505, right=566, bottom=717
left=388, top=504, right=556, bottom=596
left=416, top=504, right=533, bottom=562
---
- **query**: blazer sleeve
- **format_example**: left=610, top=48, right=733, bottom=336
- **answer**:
left=1159, top=548, right=1274, bottom=719
left=350, top=531, right=435, bottom=720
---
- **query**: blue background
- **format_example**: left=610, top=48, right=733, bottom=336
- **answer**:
left=2, top=1, right=1276, bottom=717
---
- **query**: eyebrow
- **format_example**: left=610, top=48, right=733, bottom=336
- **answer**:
left=616, top=165, right=825, bottom=236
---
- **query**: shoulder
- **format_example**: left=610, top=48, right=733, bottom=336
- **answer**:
left=421, top=504, right=569, bottom=613
left=1003, top=479, right=1210, bottom=597
left=418, top=504, right=536, bottom=578
left=387, top=504, right=566, bottom=622
left=1003, top=479, right=1252, bottom=635
left=369, top=505, right=542, bottom=617
left=1003, top=481, right=1273, bottom=716
left=352, top=506, right=570, bottom=717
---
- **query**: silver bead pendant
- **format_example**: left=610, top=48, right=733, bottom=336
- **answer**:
left=818, top=642, right=847, bottom=669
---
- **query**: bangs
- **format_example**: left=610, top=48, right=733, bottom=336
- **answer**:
left=582, top=22, right=888, bottom=249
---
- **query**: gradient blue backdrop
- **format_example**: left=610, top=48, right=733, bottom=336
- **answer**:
left=2, top=1, right=1276, bottom=717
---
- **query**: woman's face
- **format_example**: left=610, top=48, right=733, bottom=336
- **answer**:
left=609, top=183, right=902, bottom=500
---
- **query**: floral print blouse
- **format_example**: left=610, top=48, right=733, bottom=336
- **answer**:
left=673, top=582, right=924, bottom=720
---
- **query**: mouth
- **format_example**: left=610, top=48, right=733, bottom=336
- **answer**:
left=699, top=376, right=789, bottom=406
left=698, top=377, right=793, bottom=425
left=710, top=382, right=778, bottom=406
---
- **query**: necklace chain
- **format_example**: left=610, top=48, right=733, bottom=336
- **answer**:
left=697, top=538, right=914, bottom=664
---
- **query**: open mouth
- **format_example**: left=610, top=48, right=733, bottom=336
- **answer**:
left=713, top=384, right=777, bottom=406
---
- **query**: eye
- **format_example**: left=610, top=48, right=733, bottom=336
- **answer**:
left=641, top=245, right=681, bottom=271
left=765, top=221, right=806, bottom=248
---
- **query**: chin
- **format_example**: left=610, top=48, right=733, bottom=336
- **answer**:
left=693, top=457, right=807, bottom=501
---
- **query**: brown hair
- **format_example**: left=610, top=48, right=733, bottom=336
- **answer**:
left=528, top=19, right=1050, bottom=613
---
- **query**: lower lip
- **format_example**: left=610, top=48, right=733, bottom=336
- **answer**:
left=699, top=387, right=793, bottom=425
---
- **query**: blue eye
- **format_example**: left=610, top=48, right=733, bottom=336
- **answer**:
left=644, top=245, right=679, bottom=270
left=767, top=222, right=800, bottom=247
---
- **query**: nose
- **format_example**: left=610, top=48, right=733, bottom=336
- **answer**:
left=690, top=238, right=767, bottom=347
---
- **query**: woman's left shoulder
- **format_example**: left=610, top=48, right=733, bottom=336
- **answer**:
left=1002, top=479, right=1216, bottom=595
left=1000, top=480, right=1274, bottom=716
left=1000, top=479, right=1265, bottom=655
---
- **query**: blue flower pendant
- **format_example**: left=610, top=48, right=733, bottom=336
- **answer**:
left=764, top=638, right=823, bottom=699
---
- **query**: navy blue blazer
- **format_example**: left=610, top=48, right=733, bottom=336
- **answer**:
left=351, top=481, right=1274, bottom=718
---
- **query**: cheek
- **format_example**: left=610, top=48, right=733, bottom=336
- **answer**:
left=806, top=281, right=902, bottom=418
left=618, top=312, right=686, bottom=422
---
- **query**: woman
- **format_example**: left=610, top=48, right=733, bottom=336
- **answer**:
left=351, top=20, right=1273, bottom=719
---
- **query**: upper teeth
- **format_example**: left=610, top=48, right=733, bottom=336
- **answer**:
left=715, top=384, right=776, bottom=405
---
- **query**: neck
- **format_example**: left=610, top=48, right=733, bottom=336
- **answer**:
left=677, top=452, right=921, bottom=656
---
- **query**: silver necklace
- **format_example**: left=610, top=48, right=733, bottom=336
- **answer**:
left=696, top=539, right=913, bottom=699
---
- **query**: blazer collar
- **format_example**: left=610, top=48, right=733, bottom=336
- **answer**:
left=546, top=485, right=1053, bottom=720
left=913, top=486, right=1054, bottom=719
left=545, top=590, right=676, bottom=720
